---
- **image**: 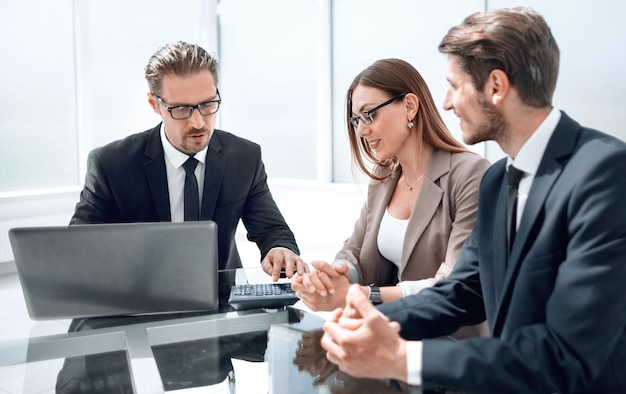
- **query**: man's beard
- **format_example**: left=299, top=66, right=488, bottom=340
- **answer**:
left=181, top=127, right=211, bottom=154
left=465, top=96, right=507, bottom=146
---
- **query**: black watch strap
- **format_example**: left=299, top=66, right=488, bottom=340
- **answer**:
left=369, top=286, right=383, bottom=305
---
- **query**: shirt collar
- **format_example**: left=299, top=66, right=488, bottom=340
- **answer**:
left=160, top=123, right=208, bottom=168
left=507, top=108, right=561, bottom=175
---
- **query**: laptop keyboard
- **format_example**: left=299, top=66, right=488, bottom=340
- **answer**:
left=228, top=283, right=298, bottom=310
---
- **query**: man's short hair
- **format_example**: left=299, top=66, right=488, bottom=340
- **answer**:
left=439, top=7, right=559, bottom=107
left=145, top=41, right=219, bottom=95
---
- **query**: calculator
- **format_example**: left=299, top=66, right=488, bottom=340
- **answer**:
left=228, top=283, right=299, bottom=310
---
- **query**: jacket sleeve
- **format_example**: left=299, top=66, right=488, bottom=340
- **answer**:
left=70, top=149, right=119, bottom=224
left=239, top=146, right=299, bottom=259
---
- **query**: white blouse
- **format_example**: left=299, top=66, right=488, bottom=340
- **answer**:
left=377, top=208, right=435, bottom=296
left=377, top=208, right=407, bottom=270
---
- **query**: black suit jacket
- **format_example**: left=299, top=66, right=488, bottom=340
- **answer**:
left=71, top=124, right=299, bottom=269
left=378, top=112, right=626, bottom=393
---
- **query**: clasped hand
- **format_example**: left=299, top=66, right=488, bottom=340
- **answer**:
left=321, top=284, right=408, bottom=382
left=291, top=260, right=355, bottom=311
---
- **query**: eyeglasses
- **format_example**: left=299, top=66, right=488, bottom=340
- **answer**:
left=153, top=90, right=221, bottom=120
left=349, top=93, right=407, bottom=130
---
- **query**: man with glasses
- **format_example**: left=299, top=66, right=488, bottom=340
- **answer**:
left=70, top=41, right=305, bottom=280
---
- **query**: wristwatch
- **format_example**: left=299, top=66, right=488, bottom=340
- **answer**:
left=369, top=286, right=383, bottom=305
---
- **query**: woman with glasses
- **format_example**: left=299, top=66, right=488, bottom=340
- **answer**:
left=293, top=59, right=489, bottom=336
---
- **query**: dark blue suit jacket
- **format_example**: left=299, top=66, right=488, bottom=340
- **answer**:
left=70, top=124, right=299, bottom=270
left=378, top=112, right=626, bottom=393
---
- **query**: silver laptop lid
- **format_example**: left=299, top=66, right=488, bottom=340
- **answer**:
left=9, top=221, right=218, bottom=320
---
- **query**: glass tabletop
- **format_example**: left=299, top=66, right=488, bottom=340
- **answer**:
left=0, top=268, right=424, bottom=393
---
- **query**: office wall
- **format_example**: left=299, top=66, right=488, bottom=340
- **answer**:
left=218, top=0, right=321, bottom=180
left=1, top=0, right=626, bottom=265
left=485, top=0, right=626, bottom=159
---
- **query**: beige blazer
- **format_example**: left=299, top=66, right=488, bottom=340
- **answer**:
left=336, top=149, right=490, bottom=287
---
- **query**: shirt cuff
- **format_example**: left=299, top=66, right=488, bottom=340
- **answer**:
left=406, top=340, right=423, bottom=386
left=267, top=246, right=298, bottom=256
left=398, top=279, right=434, bottom=297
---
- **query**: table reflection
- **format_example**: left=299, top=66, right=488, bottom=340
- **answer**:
left=289, top=328, right=414, bottom=394
left=56, top=330, right=269, bottom=393
left=53, top=269, right=281, bottom=393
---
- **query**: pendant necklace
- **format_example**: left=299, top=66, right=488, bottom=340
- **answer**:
left=402, top=172, right=425, bottom=191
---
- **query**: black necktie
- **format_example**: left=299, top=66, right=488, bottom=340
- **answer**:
left=507, top=166, right=524, bottom=253
left=182, top=157, right=200, bottom=221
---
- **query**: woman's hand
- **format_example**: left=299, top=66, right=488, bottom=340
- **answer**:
left=291, top=261, right=353, bottom=311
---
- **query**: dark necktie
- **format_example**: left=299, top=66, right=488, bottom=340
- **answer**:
left=182, top=157, right=200, bottom=221
left=506, top=166, right=524, bottom=253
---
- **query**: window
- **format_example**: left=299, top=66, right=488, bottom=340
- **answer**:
left=218, top=0, right=319, bottom=180
left=0, top=0, right=78, bottom=193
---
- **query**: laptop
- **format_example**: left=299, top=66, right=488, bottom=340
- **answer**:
left=8, top=221, right=219, bottom=320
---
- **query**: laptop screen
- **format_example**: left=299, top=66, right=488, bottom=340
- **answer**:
left=9, top=221, right=219, bottom=320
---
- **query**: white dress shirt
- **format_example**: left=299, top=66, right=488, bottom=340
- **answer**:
left=160, top=125, right=208, bottom=222
left=506, top=109, right=561, bottom=229
left=405, top=108, right=561, bottom=386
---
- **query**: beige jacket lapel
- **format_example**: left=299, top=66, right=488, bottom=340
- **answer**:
left=401, top=149, right=449, bottom=275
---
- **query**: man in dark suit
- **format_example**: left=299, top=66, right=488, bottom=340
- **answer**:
left=70, top=41, right=306, bottom=280
left=321, top=7, right=626, bottom=393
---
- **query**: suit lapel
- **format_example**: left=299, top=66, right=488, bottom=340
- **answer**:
left=143, top=125, right=171, bottom=221
left=492, top=112, right=578, bottom=335
left=492, top=161, right=564, bottom=335
left=200, top=132, right=225, bottom=220
left=401, top=149, right=447, bottom=274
